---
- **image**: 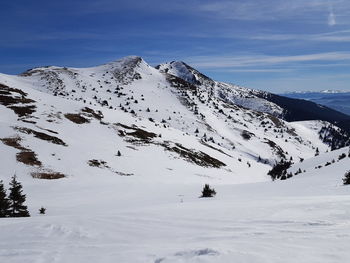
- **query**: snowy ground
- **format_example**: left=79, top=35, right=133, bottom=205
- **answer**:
left=1, top=56, right=350, bottom=262
left=1, top=159, right=350, bottom=263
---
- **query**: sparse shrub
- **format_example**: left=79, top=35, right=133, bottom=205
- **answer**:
left=343, top=171, right=350, bottom=185
left=39, top=207, right=46, bottom=214
left=201, top=184, right=216, bottom=198
left=338, top=153, right=346, bottom=161
left=268, top=160, right=292, bottom=181
left=315, top=147, right=319, bottom=156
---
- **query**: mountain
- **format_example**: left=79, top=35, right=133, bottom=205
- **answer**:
left=1, top=56, right=350, bottom=262
left=1, top=55, right=349, bottom=181
left=283, top=91, right=350, bottom=116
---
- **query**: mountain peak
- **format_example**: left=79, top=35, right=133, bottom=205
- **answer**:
left=156, top=60, right=214, bottom=86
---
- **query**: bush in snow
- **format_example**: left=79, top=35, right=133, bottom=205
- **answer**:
left=39, top=207, right=46, bottom=215
left=343, top=171, right=350, bottom=185
left=338, top=153, right=346, bottom=161
left=201, top=184, right=216, bottom=198
left=268, top=160, right=292, bottom=181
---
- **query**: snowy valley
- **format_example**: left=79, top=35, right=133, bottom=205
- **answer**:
left=1, top=56, right=350, bottom=263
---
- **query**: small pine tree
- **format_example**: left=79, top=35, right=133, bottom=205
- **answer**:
left=343, top=171, right=350, bottom=185
left=0, top=180, right=10, bottom=217
left=39, top=207, right=46, bottom=215
left=8, top=175, right=30, bottom=217
left=117, top=150, right=121, bottom=157
left=201, top=184, right=216, bottom=198
left=315, top=147, right=319, bottom=156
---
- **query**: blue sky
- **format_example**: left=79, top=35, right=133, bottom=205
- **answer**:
left=1, top=0, right=349, bottom=93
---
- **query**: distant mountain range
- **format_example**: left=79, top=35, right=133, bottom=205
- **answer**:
left=283, top=91, right=350, bottom=116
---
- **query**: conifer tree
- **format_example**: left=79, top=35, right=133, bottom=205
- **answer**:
left=0, top=180, right=10, bottom=217
left=343, top=171, right=350, bottom=185
left=201, top=184, right=216, bottom=198
left=8, top=175, right=30, bottom=217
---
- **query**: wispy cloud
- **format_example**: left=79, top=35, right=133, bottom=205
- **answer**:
left=197, top=0, right=349, bottom=23
left=187, top=52, right=350, bottom=69
left=249, top=30, right=350, bottom=42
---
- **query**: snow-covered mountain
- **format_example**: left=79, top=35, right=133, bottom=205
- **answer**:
left=1, top=56, right=350, bottom=262
left=1, top=55, right=341, bottom=183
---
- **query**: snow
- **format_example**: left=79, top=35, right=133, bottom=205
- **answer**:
left=1, top=161, right=350, bottom=263
left=1, top=56, right=350, bottom=262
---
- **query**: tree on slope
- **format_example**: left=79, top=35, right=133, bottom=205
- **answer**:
left=0, top=180, right=10, bottom=217
left=343, top=171, right=350, bottom=185
left=201, top=184, right=216, bottom=198
left=8, top=175, right=30, bottom=217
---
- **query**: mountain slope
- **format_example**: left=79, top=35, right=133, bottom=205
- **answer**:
left=0, top=56, right=335, bottom=182
left=1, top=56, right=350, bottom=263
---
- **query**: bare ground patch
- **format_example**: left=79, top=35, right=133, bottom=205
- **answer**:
left=14, top=126, right=67, bottom=146
left=16, top=151, right=42, bottom=166
left=31, top=171, right=66, bottom=179
left=0, top=136, right=26, bottom=151
left=88, top=159, right=134, bottom=176
left=1, top=135, right=42, bottom=166
left=163, top=142, right=226, bottom=168
left=116, top=123, right=157, bottom=143
left=64, top=113, right=90, bottom=124
left=88, top=159, right=110, bottom=168
left=0, top=84, right=37, bottom=118
left=81, top=107, right=104, bottom=120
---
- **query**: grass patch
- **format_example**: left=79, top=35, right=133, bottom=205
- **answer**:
left=14, top=127, right=67, bottom=146
left=64, top=113, right=90, bottom=124
left=31, top=171, right=66, bottom=180
left=0, top=136, right=26, bottom=151
left=88, top=159, right=110, bottom=168
left=164, top=142, right=226, bottom=168
left=0, top=84, right=36, bottom=117
left=16, top=151, right=42, bottom=166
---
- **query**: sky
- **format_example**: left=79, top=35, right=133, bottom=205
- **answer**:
left=0, top=0, right=349, bottom=93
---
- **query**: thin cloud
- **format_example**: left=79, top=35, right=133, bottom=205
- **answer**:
left=250, top=30, right=350, bottom=42
left=187, top=52, right=350, bottom=69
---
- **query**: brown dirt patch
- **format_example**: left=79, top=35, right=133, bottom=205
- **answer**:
left=31, top=172, right=66, bottom=179
left=64, top=113, right=90, bottom=124
left=14, top=127, right=67, bottom=146
left=116, top=123, right=157, bottom=143
left=163, top=142, right=226, bottom=168
left=81, top=107, right=104, bottom=120
left=16, top=151, right=42, bottom=166
left=0, top=136, right=26, bottom=151
left=0, top=84, right=36, bottom=117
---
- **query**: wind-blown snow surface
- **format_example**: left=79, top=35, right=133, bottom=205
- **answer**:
left=1, top=56, right=350, bottom=262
